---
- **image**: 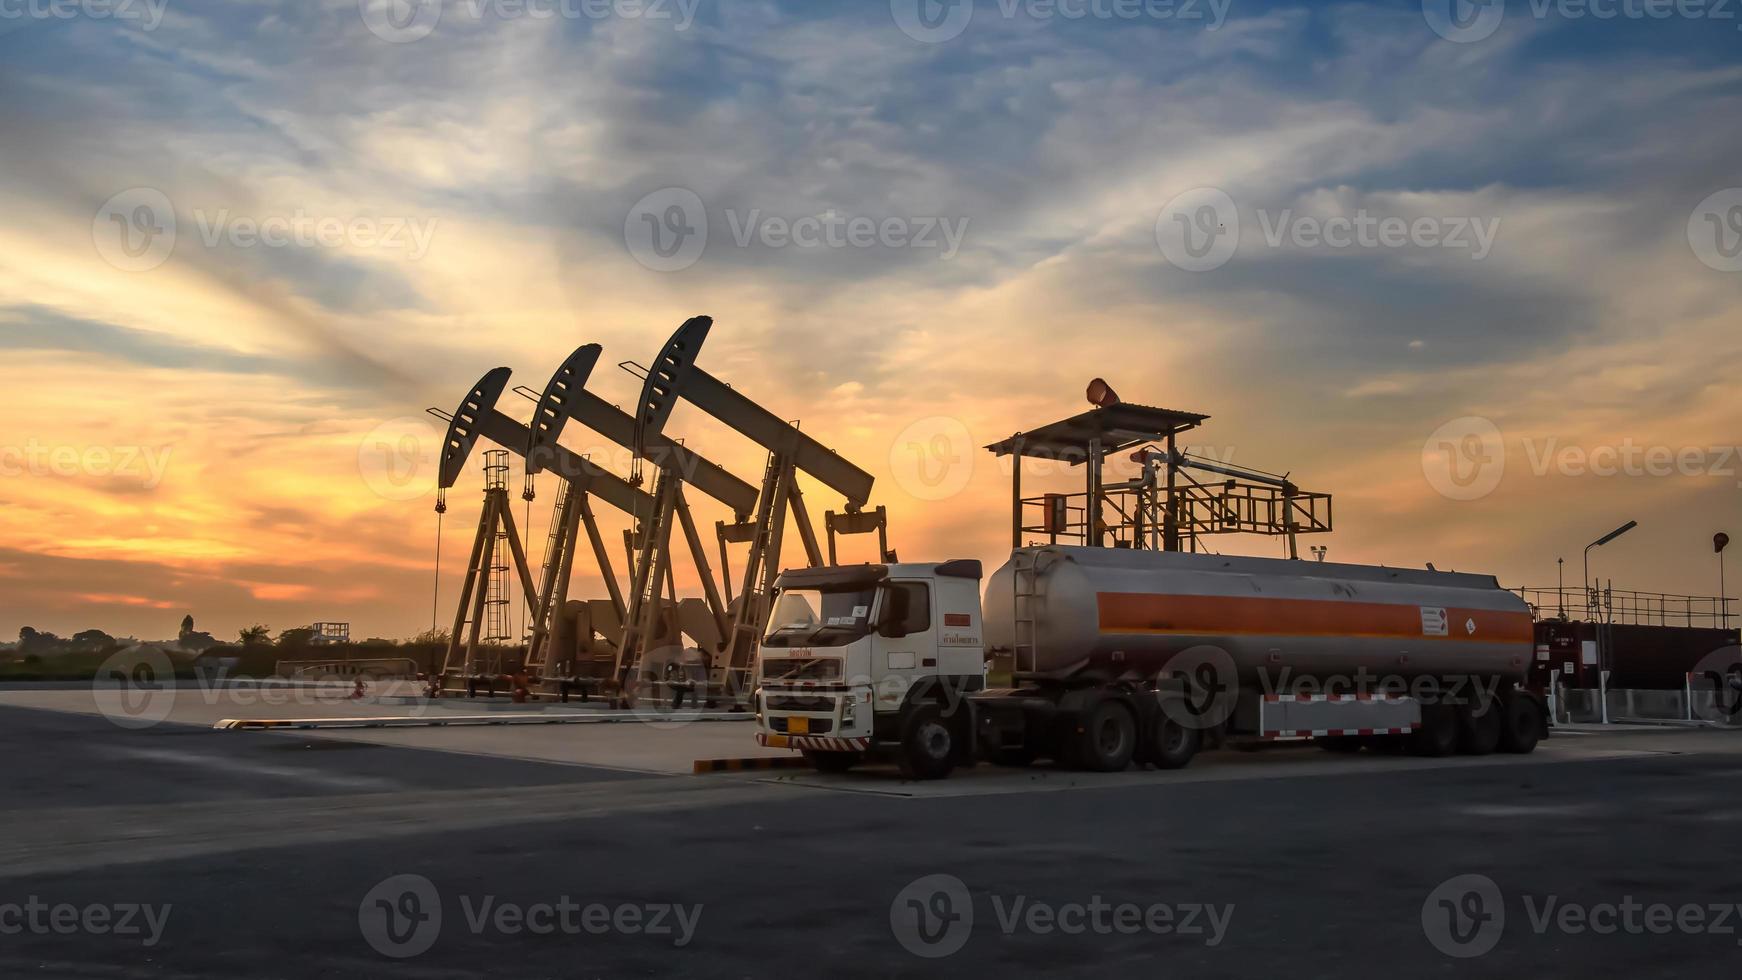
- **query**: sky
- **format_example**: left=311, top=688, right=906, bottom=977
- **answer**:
left=0, top=0, right=1738, bottom=644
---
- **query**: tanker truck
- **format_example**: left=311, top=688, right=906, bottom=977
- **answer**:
left=753, top=546, right=1546, bottom=779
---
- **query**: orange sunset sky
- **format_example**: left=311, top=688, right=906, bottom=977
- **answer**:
left=1, top=2, right=1738, bottom=643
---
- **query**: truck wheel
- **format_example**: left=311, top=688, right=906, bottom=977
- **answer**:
left=1410, top=703, right=1458, bottom=757
left=1075, top=700, right=1137, bottom=772
left=1456, top=697, right=1504, bottom=755
left=1317, top=735, right=1364, bottom=754
left=1149, top=716, right=1200, bottom=770
left=1498, top=692, right=1543, bottom=754
left=897, top=704, right=957, bottom=780
left=803, top=750, right=860, bottom=774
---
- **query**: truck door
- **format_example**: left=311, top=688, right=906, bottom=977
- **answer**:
left=873, top=580, right=937, bottom=706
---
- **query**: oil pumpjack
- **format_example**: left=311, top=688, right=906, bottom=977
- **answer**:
left=426, top=318, right=893, bottom=708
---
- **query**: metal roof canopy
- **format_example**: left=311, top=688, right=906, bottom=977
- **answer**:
left=985, top=403, right=1208, bottom=462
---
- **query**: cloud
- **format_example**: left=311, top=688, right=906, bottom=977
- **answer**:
left=0, top=0, right=1738, bottom=638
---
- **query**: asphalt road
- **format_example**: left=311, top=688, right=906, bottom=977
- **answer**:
left=3, top=703, right=1741, bottom=978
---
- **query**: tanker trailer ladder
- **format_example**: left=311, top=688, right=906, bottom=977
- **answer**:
left=1011, top=549, right=1040, bottom=676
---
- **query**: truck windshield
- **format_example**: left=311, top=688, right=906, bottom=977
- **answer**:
left=763, top=587, right=875, bottom=647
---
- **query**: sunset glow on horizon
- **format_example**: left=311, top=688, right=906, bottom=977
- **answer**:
left=2, top=1, right=1738, bottom=644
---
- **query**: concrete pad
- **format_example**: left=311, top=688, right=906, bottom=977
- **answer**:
left=0, top=684, right=791, bottom=776
left=266, top=717, right=798, bottom=775
left=0, top=682, right=719, bottom=728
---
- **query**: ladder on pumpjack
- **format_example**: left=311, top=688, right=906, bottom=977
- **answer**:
left=613, top=466, right=687, bottom=706
left=522, top=478, right=571, bottom=669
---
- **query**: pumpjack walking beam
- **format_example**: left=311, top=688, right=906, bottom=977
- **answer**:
left=522, top=345, right=761, bottom=705
left=430, top=367, right=652, bottom=692
left=623, top=315, right=885, bottom=699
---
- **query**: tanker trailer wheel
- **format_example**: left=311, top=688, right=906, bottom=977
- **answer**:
left=803, top=750, right=861, bottom=774
left=1497, top=691, right=1543, bottom=754
left=1410, top=703, right=1459, bottom=757
left=1148, top=715, right=1201, bottom=770
left=1456, top=695, right=1504, bottom=756
left=896, top=703, right=957, bottom=780
left=1074, top=700, right=1137, bottom=773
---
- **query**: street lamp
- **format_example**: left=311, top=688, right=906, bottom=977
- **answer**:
left=1718, top=532, right=1732, bottom=629
left=1584, top=520, right=1638, bottom=621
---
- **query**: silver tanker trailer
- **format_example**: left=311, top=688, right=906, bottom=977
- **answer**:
left=753, top=546, right=1546, bottom=779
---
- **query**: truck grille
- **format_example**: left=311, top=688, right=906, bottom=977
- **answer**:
left=767, top=695, right=836, bottom=711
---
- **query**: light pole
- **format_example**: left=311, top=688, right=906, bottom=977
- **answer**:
left=1557, top=557, right=1566, bottom=619
left=1718, top=532, right=1732, bottom=629
left=1584, top=520, right=1637, bottom=622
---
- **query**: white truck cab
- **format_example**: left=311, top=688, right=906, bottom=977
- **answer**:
left=753, top=559, right=986, bottom=776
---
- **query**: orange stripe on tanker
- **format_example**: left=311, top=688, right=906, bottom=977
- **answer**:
left=1095, top=592, right=1534, bottom=643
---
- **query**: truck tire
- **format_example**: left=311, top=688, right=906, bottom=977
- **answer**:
left=896, top=703, right=957, bottom=780
left=1074, top=700, right=1136, bottom=772
left=1456, top=696, right=1503, bottom=755
left=1149, top=715, right=1200, bottom=770
left=1411, top=703, right=1458, bottom=757
left=1498, top=691, right=1543, bottom=754
left=803, top=750, right=860, bottom=774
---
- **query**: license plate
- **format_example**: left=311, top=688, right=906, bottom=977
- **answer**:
left=788, top=716, right=810, bottom=734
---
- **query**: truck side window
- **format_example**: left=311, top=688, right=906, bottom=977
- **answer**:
left=890, top=582, right=931, bottom=636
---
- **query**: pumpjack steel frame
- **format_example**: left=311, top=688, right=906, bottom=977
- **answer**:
left=428, top=366, right=652, bottom=697
left=621, top=315, right=891, bottom=703
left=519, top=342, right=761, bottom=704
